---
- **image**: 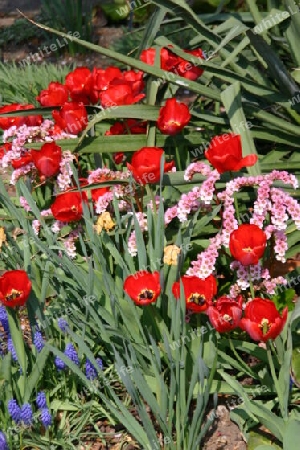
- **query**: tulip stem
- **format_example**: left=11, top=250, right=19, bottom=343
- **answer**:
left=248, top=268, right=255, bottom=299
left=146, top=184, right=157, bottom=214
left=266, top=340, right=287, bottom=419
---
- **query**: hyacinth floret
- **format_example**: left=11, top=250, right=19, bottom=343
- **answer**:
left=7, top=399, right=21, bottom=423
left=36, top=392, right=47, bottom=409
left=85, top=358, right=103, bottom=380
left=20, top=403, right=33, bottom=425
left=40, top=408, right=52, bottom=428
left=0, top=431, right=9, bottom=450
left=0, top=306, right=9, bottom=333
left=55, top=356, right=66, bottom=371
left=33, top=330, right=45, bottom=353
left=7, top=337, right=18, bottom=361
left=64, top=343, right=79, bottom=365
left=57, top=318, right=69, bottom=332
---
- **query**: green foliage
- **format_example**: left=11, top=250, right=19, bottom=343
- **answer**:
left=0, top=18, right=47, bottom=46
left=0, top=62, right=71, bottom=105
left=41, top=0, right=94, bottom=55
left=0, top=0, right=300, bottom=448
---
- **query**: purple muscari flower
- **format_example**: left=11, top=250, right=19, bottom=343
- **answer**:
left=85, top=358, right=103, bottom=381
left=36, top=392, right=47, bottom=409
left=40, top=408, right=52, bottom=428
left=54, top=356, right=66, bottom=371
left=7, top=337, right=18, bottom=362
left=7, top=399, right=21, bottom=423
left=20, top=403, right=33, bottom=425
left=33, top=330, right=45, bottom=353
left=85, top=359, right=97, bottom=380
left=57, top=318, right=68, bottom=332
left=0, top=307, right=9, bottom=333
left=0, top=431, right=9, bottom=450
left=64, top=343, right=79, bottom=365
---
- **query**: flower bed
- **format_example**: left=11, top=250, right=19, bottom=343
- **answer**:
left=0, top=2, right=300, bottom=449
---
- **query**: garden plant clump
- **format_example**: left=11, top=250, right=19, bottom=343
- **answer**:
left=0, top=0, right=300, bottom=449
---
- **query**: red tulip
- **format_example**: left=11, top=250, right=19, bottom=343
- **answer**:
left=172, top=275, right=217, bottom=313
left=65, top=67, right=93, bottom=104
left=127, top=147, right=175, bottom=185
left=113, top=152, right=125, bottom=164
left=176, top=49, right=205, bottom=80
left=19, top=104, right=43, bottom=127
left=0, top=143, right=11, bottom=160
left=157, top=98, right=191, bottom=135
left=229, top=224, right=267, bottom=266
left=99, top=80, right=145, bottom=108
left=124, top=271, right=161, bottom=305
left=37, top=81, right=69, bottom=106
left=0, top=104, right=42, bottom=130
left=0, top=104, right=24, bottom=130
left=140, top=47, right=204, bottom=80
left=123, top=70, right=145, bottom=96
left=205, top=134, right=258, bottom=174
left=31, top=142, right=62, bottom=177
left=51, top=191, right=88, bottom=222
left=91, top=187, right=111, bottom=203
left=140, top=47, right=182, bottom=72
left=90, top=67, right=122, bottom=103
left=240, top=298, right=288, bottom=342
left=0, top=270, right=31, bottom=307
left=105, top=119, right=147, bottom=136
left=207, top=296, right=243, bottom=332
left=11, top=153, right=33, bottom=169
left=52, top=101, right=88, bottom=135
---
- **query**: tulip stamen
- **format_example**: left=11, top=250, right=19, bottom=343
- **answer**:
left=138, top=289, right=154, bottom=301
left=223, top=314, right=234, bottom=324
left=259, top=318, right=270, bottom=335
left=242, top=246, right=254, bottom=253
left=188, top=293, right=206, bottom=306
left=6, top=289, right=22, bottom=301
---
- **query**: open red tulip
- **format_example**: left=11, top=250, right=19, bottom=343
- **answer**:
left=124, top=271, right=161, bottom=306
left=240, top=298, right=288, bottom=342
left=172, top=275, right=217, bottom=313
left=207, top=296, right=243, bottom=332
left=205, top=134, right=258, bottom=174
left=0, top=270, right=31, bottom=307
left=31, top=142, right=62, bottom=177
left=127, top=147, right=175, bottom=185
left=229, top=224, right=267, bottom=266
left=65, top=67, right=93, bottom=104
left=52, top=101, right=88, bottom=135
left=157, top=98, right=191, bottom=135
left=51, top=191, right=88, bottom=222
left=37, top=82, right=69, bottom=106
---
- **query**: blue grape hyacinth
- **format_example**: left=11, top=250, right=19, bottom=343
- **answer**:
left=57, top=317, right=68, bottom=332
left=85, top=358, right=103, bottom=380
left=54, top=355, right=66, bottom=371
left=0, top=431, right=9, bottom=450
left=20, top=403, right=33, bottom=425
left=64, top=343, right=79, bottom=365
left=33, top=329, right=45, bottom=353
left=7, top=399, right=21, bottom=423
left=40, top=408, right=52, bottom=428
left=36, top=392, right=47, bottom=409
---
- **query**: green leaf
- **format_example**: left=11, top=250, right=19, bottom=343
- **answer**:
left=246, top=29, right=299, bottom=97
left=283, top=419, right=300, bottom=450
left=6, top=307, right=27, bottom=396
left=221, top=81, right=260, bottom=176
